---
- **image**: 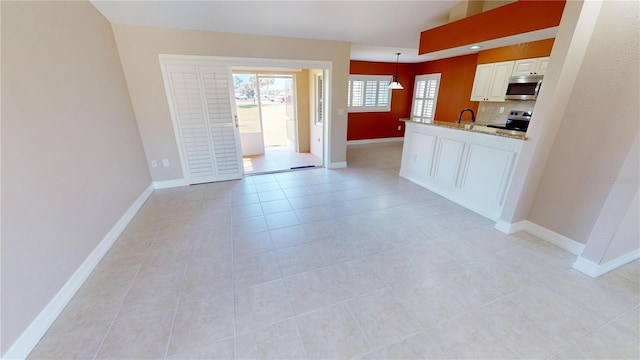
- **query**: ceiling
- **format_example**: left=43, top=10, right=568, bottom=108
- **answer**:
left=91, top=0, right=555, bottom=63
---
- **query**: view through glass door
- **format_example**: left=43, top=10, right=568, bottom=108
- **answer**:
left=233, top=72, right=320, bottom=174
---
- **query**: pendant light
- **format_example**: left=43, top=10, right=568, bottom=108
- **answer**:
left=388, top=52, right=404, bottom=90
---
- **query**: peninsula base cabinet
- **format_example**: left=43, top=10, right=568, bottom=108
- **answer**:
left=400, top=122, right=523, bottom=220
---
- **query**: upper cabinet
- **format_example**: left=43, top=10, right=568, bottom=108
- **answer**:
left=512, top=57, right=550, bottom=76
left=470, top=61, right=514, bottom=102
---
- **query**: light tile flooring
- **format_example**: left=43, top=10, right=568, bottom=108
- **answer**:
left=29, top=143, right=639, bottom=359
left=243, top=147, right=322, bottom=174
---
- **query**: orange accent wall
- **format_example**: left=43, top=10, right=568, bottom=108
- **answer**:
left=347, top=61, right=414, bottom=141
left=419, top=0, right=565, bottom=54
left=477, top=38, right=555, bottom=64
left=414, top=54, right=479, bottom=123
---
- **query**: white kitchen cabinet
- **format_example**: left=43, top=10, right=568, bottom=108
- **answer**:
left=432, top=138, right=465, bottom=186
left=470, top=61, right=514, bottom=102
left=458, top=144, right=516, bottom=205
left=512, top=57, right=550, bottom=76
left=536, top=57, right=549, bottom=75
left=469, top=64, right=493, bottom=101
left=401, top=131, right=437, bottom=183
left=400, top=121, right=523, bottom=220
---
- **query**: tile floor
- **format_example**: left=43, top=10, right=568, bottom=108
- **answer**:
left=29, top=142, right=639, bottom=359
left=243, top=147, right=322, bottom=174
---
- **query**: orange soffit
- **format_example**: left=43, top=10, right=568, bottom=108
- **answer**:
left=419, top=0, right=566, bottom=54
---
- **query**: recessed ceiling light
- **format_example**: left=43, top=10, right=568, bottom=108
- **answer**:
left=469, top=45, right=482, bottom=50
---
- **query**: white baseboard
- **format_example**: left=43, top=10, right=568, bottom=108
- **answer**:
left=573, top=250, right=640, bottom=278
left=347, top=137, right=404, bottom=146
left=153, top=178, right=188, bottom=189
left=523, top=221, right=585, bottom=255
left=327, top=161, right=347, bottom=169
left=2, top=184, right=154, bottom=360
left=494, top=219, right=526, bottom=234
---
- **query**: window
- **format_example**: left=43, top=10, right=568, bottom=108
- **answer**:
left=347, top=75, right=391, bottom=112
left=315, top=73, right=323, bottom=125
left=411, top=74, right=441, bottom=123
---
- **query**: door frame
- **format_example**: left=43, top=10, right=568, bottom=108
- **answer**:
left=160, top=55, right=331, bottom=177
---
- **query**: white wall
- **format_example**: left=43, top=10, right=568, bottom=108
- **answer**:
left=1, top=1, right=151, bottom=355
left=527, top=0, right=639, bottom=243
left=580, top=135, right=639, bottom=265
left=498, top=0, right=603, bottom=227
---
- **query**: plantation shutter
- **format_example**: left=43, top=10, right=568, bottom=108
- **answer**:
left=347, top=75, right=392, bottom=112
left=164, top=63, right=242, bottom=184
left=411, top=74, right=441, bottom=123
left=200, top=66, right=242, bottom=181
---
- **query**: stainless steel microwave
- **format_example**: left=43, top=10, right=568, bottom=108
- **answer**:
left=505, top=75, right=543, bottom=100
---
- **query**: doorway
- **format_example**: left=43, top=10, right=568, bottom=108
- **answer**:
left=233, top=71, right=323, bottom=174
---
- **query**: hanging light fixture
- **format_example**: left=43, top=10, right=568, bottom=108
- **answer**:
left=388, top=52, right=404, bottom=90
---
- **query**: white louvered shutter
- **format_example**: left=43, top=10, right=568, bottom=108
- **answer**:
left=166, top=64, right=216, bottom=184
left=200, top=66, right=242, bottom=181
left=411, top=74, right=441, bottom=123
left=164, top=63, right=242, bottom=184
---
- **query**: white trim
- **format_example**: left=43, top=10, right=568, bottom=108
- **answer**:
left=2, top=184, right=154, bottom=360
left=327, top=161, right=347, bottom=169
left=494, top=219, right=526, bottom=234
left=153, top=179, right=189, bottom=189
left=323, top=68, right=332, bottom=168
left=347, top=137, right=404, bottom=146
left=573, top=250, right=640, bottom=278
left=522, top=220, right=585, bottom=255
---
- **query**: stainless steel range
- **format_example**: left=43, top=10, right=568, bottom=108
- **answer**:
left=486, top=110, right=532, bottom=132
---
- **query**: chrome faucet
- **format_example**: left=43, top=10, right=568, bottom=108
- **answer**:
left=458, top=108, right=476, bottom=126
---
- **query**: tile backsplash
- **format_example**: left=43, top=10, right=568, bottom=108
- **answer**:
left=476, top=100, right=536, bottom=125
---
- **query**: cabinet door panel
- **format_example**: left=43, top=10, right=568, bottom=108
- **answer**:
left=406, top=132, right=437, bottom=181
left=460, top=144, right=515, bottom=204
left=487, top=61, right=515, bottom=101
left=512, top=59, right=537, bottom=76
left=433, top=138, right=465, bottom=186
left=536, top=57, right=550, bottom=75
left=470, top=64, right=493, bottom=101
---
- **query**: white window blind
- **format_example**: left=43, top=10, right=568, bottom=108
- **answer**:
left=347, top=75, right=392, bottom=112
left=316, top=74, right=323, bottom=124
left=411, top=74, right=441, bottom=123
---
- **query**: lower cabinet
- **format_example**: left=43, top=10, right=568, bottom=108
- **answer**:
left=403, top=131, right=437, bottom=184
left=400, top=122, right=523, bottom=220
left=432, top=138, right=465, bottom=187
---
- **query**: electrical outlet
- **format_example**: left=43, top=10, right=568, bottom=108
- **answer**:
left=162, top=159, right=170, bottom=167
left=151, top=160, right=158, bottom=168
left=397, top=126, right=402, bottom=131
left=499, top=107, right=505, bottom=113
left=481, top=106, right=486, bottom=113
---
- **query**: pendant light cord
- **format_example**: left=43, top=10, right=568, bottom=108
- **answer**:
left=394, top=52, right=401, bottom=82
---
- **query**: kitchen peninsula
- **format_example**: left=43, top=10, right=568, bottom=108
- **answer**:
left=399, top=118, right=525, bottom=220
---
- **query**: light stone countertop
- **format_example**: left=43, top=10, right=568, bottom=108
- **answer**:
left=400, top=118, right=527, bottom=140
